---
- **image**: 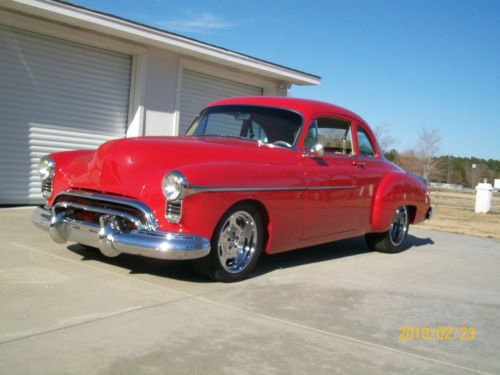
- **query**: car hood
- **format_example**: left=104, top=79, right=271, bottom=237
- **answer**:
left=59, top=136, right=294, bottom=199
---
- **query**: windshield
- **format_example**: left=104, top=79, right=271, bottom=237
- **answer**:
left=186, top=105, right=303, bottom=148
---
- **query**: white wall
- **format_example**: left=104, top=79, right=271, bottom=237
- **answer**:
left=140, top=49, right=288, bottom=137
left=142, top=47, right=179, bottom=136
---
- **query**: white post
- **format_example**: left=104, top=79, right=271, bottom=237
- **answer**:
left=475, top=180, right=493, bottom=214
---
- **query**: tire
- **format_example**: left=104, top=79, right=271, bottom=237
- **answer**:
left=365, top=206, right=409, bottom=253
left=192, top=203, right=263, bottom=282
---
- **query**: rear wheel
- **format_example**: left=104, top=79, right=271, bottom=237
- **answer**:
left=192, top=203, right=263, bottom=282
left=365, top=206, right=409, bottom=253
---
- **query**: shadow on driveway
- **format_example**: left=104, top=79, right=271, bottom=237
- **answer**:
left=66, top=232, right=434, bottom=282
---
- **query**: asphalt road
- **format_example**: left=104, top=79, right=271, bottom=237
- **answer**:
left=0, top=207, right=499, bottom=374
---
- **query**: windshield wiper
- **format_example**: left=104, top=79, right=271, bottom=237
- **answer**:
left=200, top=134, right=259, bottom=143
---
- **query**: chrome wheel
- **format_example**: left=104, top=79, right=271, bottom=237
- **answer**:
left=217, top=211, right=258, bottom=273
left=389, top=206, right=408, bottom=246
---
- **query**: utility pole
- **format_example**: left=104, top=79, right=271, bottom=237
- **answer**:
left=447, top=156, right=452, bottom=184
left=472, top=163, right=477, bottom=188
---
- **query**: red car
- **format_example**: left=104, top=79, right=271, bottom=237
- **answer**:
left=33, top=97, right=432, bottom=281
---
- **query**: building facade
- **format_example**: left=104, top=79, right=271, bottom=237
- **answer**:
left=0, top=0, right=320, bottom=204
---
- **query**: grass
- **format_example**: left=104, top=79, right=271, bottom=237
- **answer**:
left=415, top=190, right=500, bottom=240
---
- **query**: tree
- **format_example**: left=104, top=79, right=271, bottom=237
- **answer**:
left=389, top=148, right=500, bottom=186
left=397, top=150, right=420, bottom=175
left=384, top=148, right=399, bottom=163
left=373, top=123, right=398, bottom=152
left=416, top=128, right=441, bottom=181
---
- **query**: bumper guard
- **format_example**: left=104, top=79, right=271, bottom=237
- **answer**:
left=32, top=203, right=210, bottom=260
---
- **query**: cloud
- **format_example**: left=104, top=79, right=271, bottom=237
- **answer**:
left=157, top=12, right=236, bottom=34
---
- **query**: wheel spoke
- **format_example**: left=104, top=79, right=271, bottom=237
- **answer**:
left=229, top=216, right=240, bottom=231
left=218, top=242, right=230, bottom=262
left=241, top=223, right=254, bottom=242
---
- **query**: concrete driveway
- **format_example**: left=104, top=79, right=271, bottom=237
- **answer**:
left=0, top=207, right=499, bottom=375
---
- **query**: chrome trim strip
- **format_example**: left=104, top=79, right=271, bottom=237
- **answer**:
left=307, top=185, right=357, bottom=190
left=32, top=206, right=210, bottom=261
left=187, top=184, right=357, bottom=195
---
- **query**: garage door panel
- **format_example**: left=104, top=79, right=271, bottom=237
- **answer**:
left=178, top=70, right=262, bottom=135
left=0, top=26, right=131, bottom=204
left=0, top=100, right=128, bottom=126
left=1, top=28, right=131, bottom=71
left=0, top=107, right=127, bottom=135
left=0, top=52, right=131, bottom=87
left=1, top=76, right=130, bottom=105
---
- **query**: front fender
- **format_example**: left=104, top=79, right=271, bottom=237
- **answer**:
left=47, top=150, right=95, bottom=206
left=170, top=161, right=306, bottom=253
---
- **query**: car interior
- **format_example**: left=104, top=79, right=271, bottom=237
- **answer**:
left=306, top=117, right=353, bottom=155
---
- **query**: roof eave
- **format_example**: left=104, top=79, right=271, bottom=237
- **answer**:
left=5, top=0, right=321, bottom=86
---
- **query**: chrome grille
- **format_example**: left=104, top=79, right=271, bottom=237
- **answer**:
left=52, top=191, right=157, bottom=231
left=41, top=179, right=52, bottom=198
left=166, top=201, right=182, bottom=223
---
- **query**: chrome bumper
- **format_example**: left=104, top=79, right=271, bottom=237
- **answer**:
left=425, top=207, right=433, bottom=220
left=32, top=205, right=210, bottom=260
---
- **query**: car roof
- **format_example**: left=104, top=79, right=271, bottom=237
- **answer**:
left=206, top=96, right=368, bottom=125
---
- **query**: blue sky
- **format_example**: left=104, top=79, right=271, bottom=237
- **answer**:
left=73, top=0, right=500, bottom=160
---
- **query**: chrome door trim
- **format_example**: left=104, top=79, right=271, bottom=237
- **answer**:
left=187, top=184, right=357, bottom=196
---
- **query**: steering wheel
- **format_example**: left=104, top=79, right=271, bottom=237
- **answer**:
left=272, top=140, right=292, bottom=148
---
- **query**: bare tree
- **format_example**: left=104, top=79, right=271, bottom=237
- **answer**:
left=373, top=123, right=398, bottom=151
left=416, top=128, right=441, bottom=181
left=397, top=149, right=420, bottom=174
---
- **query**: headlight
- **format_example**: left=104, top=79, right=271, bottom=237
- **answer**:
left=162, top=171, right=188, bottom=201
left=38, top=156, right=55, bottom=180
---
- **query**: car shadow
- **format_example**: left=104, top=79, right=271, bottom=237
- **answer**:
left=254, top=233, right=434, bottom=277
left=406, top=235, right=435, bottom=248
left=66, top=232, right=434, bottom=282
left=67, top=244, right=211, bottom=283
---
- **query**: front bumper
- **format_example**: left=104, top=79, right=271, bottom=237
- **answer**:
left=32, top=205, right=210, bottom=260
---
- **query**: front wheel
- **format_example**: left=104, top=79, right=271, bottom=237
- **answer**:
left=365, top=206, right=409, bottom=253
left=192, top=203, right=263, bottom=282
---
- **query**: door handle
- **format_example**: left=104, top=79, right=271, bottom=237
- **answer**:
left=353, top=160, right=365, bottom=167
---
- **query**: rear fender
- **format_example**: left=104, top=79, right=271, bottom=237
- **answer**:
left=370, top=172, right=424, bottom=232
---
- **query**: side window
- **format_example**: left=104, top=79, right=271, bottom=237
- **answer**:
left=356, top=128, right=376, bottom=157
left=303, top=120, right=318, bottom=149
left=316, top=117, right=353, bottom=155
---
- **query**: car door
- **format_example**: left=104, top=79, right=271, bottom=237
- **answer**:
left=353, top=124, right=387, bottom=229
left=300, top=116, right=365, bottom=240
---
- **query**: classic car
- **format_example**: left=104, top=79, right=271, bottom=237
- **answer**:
left=32, top=97, right=432, bottom=282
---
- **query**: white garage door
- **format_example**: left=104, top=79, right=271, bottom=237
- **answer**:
left=178, top=69, right=263, bottom=135
left=0, top=26, right=131, bottom=204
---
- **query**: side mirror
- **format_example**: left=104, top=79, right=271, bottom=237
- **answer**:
left=308, top=144, right=324, bottom=158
